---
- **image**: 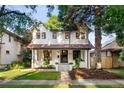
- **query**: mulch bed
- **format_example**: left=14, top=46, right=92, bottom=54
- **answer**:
left=69, top=68, right=124, bottom=80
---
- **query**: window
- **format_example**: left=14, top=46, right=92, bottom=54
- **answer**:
left=76, top=32, right=80, bottom=39
left=6, top=50, right=10, bottom=54
left=43, top=50, right=51, bottom=62
left=42, top=32, right=46, bottom=39
left=80, top=32, right=85, bottom=39
left=36, top=31, right=40, bottom=39
left=65, top=32, right=70, bottom=39
left=9, top=35, right=11, bottom=42
left=52, top=32, right=57, bottom=39
left=76, top=32, right=85, bottom=39
left=73, top=50, right=80, bottom=59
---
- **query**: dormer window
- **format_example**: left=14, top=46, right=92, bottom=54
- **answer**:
left=42, top=32, right=46, bottom=39
left=36, top=31, right=40, bottom=39
left=52, top=32, right=57, bottom=39
left=65, top=32, right=70, bottom=39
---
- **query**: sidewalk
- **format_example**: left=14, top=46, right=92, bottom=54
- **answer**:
left=1, top=79, right=124, bottom=85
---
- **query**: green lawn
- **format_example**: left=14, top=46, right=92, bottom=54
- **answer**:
left=0, top=70, right=60, bottom=80
left=0, top=84, right=124, bottom=88
left=106, top=69, right=124, bottom=77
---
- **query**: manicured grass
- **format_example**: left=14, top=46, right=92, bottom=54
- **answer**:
left=0, top=84, right=124, bottom=88
left=106, top=69, right=124, bottom=77
left=0, top=84, right=53, bottom=88
left=0, top=70, right=60, bottom=80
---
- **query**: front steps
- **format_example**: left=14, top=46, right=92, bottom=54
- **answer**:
left=58, top=64, right=71, bottom=71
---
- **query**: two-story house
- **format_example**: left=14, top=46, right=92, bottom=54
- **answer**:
left=0, top=30, right=24, bottom=67
left=28, top=23, right=93, bottom=71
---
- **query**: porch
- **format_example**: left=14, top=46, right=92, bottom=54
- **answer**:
left=31, top=49, right=90, bottom=71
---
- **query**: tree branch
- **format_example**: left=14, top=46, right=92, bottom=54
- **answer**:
left=0, top=5, right=6, bottom=13
left=0, top=10, right=26, bottom=17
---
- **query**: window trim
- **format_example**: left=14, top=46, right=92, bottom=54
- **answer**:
left=65, top=32, right=70, bottom=39
left=52, top=32, right=57, bottom=39
left=36, top=31, right=40, bottom=39
left=42, top=32, right=46, bottom=39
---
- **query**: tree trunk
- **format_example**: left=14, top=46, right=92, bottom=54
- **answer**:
left=95, top=27, right=102, bottom=69
left=94, top=6, right=102, bottom=69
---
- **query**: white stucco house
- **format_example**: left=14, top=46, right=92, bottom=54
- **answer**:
left=28, top=23, right=93, bottom=71
left=0, top=30, right=24, bottom=67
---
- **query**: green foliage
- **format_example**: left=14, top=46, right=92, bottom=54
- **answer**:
left=9, top=61, right=31, bottom=69
left=43, top=59, right=49, bottom=66
left=103, top=6, right=124, bottom=46
left=119, top=51, right=124, bottom=61
left=22, top=49, right=31, bottom=61
left=74, top=58, right=81, bottom=69
left=45, top=15, right=62, bottom=30
left=0, top=5, right=38, bottom=37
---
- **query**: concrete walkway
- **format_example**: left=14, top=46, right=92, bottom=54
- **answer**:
left=60, top=71, right=71, bottom=84
left=1, top=79, right=124, bottom=85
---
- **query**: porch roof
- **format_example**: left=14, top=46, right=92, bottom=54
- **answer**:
left=27, top=43, right=93, bottom=49
left=102, top=40, right=124, bottom=51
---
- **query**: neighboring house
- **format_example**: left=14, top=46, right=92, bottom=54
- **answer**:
left=28, top=23, right=93, bottom=71
left=90, top=40, right=124, bottom=69
left=0, top=30, right=25, bottom=66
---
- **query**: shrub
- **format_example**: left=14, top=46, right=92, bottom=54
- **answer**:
left=119, top=51, right=124, bottom=61
left=9, top=61, right=31, bottom=69
left=43, top=59, right=49, bottom=66
left=74, top=58, right=81, bottom=69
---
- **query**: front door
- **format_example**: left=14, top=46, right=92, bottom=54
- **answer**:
left=61, top=50, right=68, bottom=63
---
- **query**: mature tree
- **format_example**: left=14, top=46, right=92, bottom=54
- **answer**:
left=103, top=5, right=124, bottom=46
left=47, top=5, right=105, bottom=69
left=45, top=15, right=62, bottom=30
left=0, top=5, right=38, bottom=38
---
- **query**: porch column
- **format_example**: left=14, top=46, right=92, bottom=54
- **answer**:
left=85, top=50, right=88, bottom=68
left=88, top=50, right=91, bottom=69
left=32, top=49, right=38, bottom=68
left=31, top=49, right=35, bottom=68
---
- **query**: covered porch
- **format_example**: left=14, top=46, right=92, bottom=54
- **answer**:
left=28, top=44, right=92, bottom=71
left=31, top=49, right=90, bottom=71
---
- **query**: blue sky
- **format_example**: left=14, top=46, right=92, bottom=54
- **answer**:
left=10, top=5, right=115, bottom=46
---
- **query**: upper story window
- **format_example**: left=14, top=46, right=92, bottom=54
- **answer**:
left=76, top=32, right=85, bottom=39
left=76, top=32, right=80, bottom=39
left=36, top=31, right=40, bottom=39
left=42, top=32, right=46, bottom=39
left=80, top=32, right=85, bottom=39
left=65, top=32, right=70, bottom=39
left=9, top=35, right=11, bottom=42
left=52, top=32, right=57, bottom=39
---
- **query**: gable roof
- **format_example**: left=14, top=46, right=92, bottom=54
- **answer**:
left=1, top=29, right=26, bottom=43
left=102, top=40, right=124, bottom=51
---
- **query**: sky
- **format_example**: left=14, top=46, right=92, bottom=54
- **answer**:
left=10, top=5, right=115, bottom=46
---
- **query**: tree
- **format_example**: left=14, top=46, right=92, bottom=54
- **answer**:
left=45, top=15, right=62, bottom=30
left=0, top=5, right=37, bottom=37
left=103, top=5, right=124, bottom=46
left=47, top=5, right=104, bottom=69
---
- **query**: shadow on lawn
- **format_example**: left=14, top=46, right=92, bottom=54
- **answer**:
left=13, top=71, right=35, bottom=80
